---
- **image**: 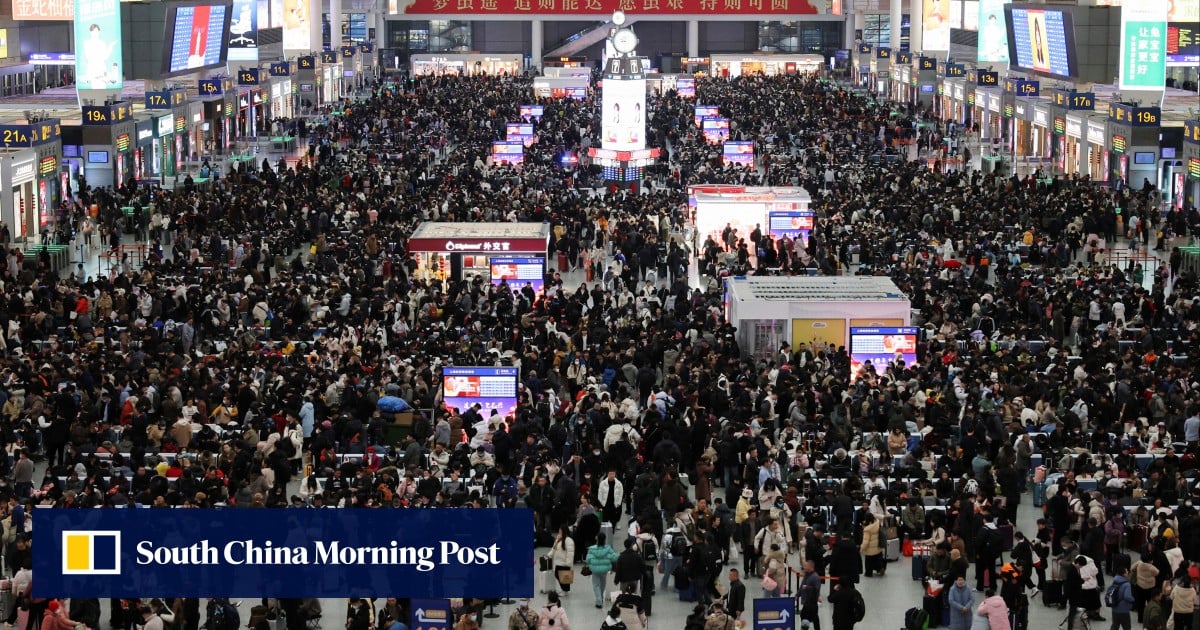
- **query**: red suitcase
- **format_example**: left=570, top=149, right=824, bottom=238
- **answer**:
left=998, top=523, right=1014, bottom=552
left=1130, top=524, right=1148, bottom=551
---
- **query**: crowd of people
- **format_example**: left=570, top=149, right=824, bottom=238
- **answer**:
left=0, top=67, right=1196, bottom=630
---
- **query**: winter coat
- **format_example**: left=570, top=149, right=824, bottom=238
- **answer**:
left=860, top=519, right=882, bottom=557
left=947, top=583, right=975, bottom=630
left=535, top=604, right=569, bottom=630
left=976, top=595, right=1011, bottom=630
left=585, top=544, right=618, bottom=574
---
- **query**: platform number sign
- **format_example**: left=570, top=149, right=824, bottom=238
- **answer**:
left=409, top=600, right=450, bottom=630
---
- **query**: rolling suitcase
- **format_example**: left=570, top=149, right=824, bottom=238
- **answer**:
left=0, top=581, right=12, bottom=623
left=923, top=595, right=943, bottom=628
left=1042, top=580, right=1065, bottom=607
left=1033, top=482, right=1047, bottom=508
left=913, top=553, right=928, bottom=581
left=886, top=537, right=901, bottom=562
left=1130, top=524, right=1148, bottom=551
left=998, top=523, right=1014, bottom=552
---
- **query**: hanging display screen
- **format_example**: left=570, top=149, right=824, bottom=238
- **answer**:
left=1005, top=5, right=1079, bottom=78
left=163, top=3, right=231, bottom=74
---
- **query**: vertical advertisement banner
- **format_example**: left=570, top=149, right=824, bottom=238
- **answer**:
left=1119, top=0, right=1169, bottom=89
left=601, top=77, right=647, bottom=151
left=74, top=0, right=123, bottom=90
left=281, top=0, right=311, bottom=50
left=977, top=0, right=1010, bottom=62
left=228, top=0, right=259, bottom=60
left=923, top=0, right=952, bottom=51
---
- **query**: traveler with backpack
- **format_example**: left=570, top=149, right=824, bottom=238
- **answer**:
left=660, top=524, right=687, bottom=590
left=828, top=579, right=866, bottom=630
left=1105, top=564, right=1134, bottom=630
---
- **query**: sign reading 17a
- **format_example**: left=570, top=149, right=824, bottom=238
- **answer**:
left=148, top=94, right=169, bottom=106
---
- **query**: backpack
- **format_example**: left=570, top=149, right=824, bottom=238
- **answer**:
left=1104, top=582, right=1121, bottom=608
left=705, top=544, right=723, bottom=572
left=904, top=607, right=930, bottom=630
left=851, top=590, right=866, bottom=622
left=669, top=532, right=688, bottom=558
left=211, top=602, right=240, bottom=630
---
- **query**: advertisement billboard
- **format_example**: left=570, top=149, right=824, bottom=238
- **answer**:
left=977, top=0, right=1010, bottom=62
left=923, top=0, right=952, bottom=51
left=490, top=256, right=545, bottom=295
left=164, top=4, right=231, bottom=74
left=74, top=0, right=123, bottom=90
left=601, top=77, right=646, bottom=151
left=850, top=327, right=919, bottom=378
left=1119, top=0, right=1169, bottom=88
left=767, top=210, right=815, bottom=242
left=518, top=105, right=544, bottom=119
left=723, top=141, right=755, bottom=165
left=491, top=142, right=524, bottom=165
left=442, top=367, right=519, bottom=420
left=694, top=105, right=719, bottom=127
left=281, top=0, right=311, bottom=50
left=676, top=77, right=696, bottom=97
left=505, top=123, right=535, bottom=147
left=227, top=0, right=258, bottom=60
left=1168, top=23, right=1199, bottom=65
left=701, top=117, right=730, bottom=144
left=1006, top=6, right=1079, bottom=78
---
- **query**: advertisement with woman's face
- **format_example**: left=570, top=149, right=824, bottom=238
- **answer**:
left=74, top=0, right=123, bottom=90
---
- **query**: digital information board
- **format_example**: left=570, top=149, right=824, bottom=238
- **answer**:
left=442, top=367, right=520, bottom=419
left=490, top=256, right=545, bottom=295
left=850, top=326, right=919, bottom=377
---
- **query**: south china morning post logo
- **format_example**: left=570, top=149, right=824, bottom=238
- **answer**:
left=61, top=531, right=122, bottom=575
left=38, top=509, right=534, bottom=598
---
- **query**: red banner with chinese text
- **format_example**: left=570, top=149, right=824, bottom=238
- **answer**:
left=397, top=0, right=828, bottom=15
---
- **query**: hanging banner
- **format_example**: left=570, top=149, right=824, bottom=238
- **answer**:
left=74, top=0, right=123, bottom=90
left=977, top=0, right=1010, bottom=62
left=1119, top=0, right=1169, bottom=89
left=281, top=0, right=312, bottom=50
left=228, top=0, right=259, bottom=60
left=923, top=0, right=952, bottom=51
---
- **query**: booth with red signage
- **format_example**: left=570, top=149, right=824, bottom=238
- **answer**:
left=407, top=222, right=551, bottom=291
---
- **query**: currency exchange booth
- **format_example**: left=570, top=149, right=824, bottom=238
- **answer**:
left=406, top=222, right=551, bottom=291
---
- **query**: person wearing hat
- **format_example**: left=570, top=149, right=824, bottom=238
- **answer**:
left=42, top=601, right=82, bottom=630
left=506, top=598, right=537, bottom=630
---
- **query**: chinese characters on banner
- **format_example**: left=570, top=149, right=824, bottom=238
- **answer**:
left=399, top=0, right=825, bottom=14
left=1119, top=0, right=1168, bottom=89
left=10, top=0, right=73, bottom=19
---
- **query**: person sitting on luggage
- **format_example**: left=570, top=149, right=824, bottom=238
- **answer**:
left=926, top=543, right=952, bottom=585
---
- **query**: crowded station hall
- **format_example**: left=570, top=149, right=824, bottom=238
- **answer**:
left=0, top=1, right=1198, bottom=630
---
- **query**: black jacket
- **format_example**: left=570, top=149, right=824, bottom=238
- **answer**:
left=727, top=579, right=746, bottom=616
left=613, top=549, right=645, bottom=584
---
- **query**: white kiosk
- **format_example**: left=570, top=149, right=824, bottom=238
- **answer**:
left=724, top=276, right=911, bottom=359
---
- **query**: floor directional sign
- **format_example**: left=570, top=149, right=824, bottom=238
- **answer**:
left=409, top=599, right=450, bottom=630
left=753, top=597, right=796, bottom=630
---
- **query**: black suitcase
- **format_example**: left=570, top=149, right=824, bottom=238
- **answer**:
left=1042, top=580, right=1065, bottom=607
left=923, top=594, right=942, bottom=628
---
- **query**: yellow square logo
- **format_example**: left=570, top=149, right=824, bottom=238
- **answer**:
left=61, top=531, right=121, bottom=575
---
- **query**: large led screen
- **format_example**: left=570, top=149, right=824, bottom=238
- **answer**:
left=164, top=4, right=231, bottom=74
left=850, top=327, right=919, bottom=378
left=768, top=210, right=815, bottom=243
left=442, top=367, right=519, bottom=420
left=490, top=256, right=545, bottom=295
left=723, top=141, right=754, bottom=166
left=227, top=0, right=258, bottom=60
left=601, top=77, right=646, bottom=151
left=1005, top=6, right=1079, bottom=79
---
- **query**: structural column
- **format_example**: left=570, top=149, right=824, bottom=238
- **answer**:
left=843, top=0, right=857, bottom=47
left=910, top=0, right=922, bottom=53
left=687, top=20, right=699, bottom=58
left=889, top=0, right=901, bottom=49
left=330, top=0, right=343, bottom=49
left=531, top=19, right=543, bottom=69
